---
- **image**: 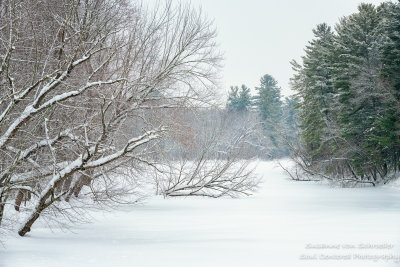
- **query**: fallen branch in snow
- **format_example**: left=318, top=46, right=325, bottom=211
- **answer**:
left=278, top=162, right=321, bottom=182
left=152, top=113, right=260, bottom=198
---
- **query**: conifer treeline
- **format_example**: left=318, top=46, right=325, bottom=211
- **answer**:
left=292, top=2, right=400, bottom=185
left=227, top=74, right=299, bottom=158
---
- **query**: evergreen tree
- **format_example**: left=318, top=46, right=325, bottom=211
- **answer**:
left=381, top=1, right=400, bottom=96
left=254, top=74, right=283, bottom=154
left=227, top=84, right=252, bottom=112
left=281, top=96, right=300, bottom=155
left=254, top=74, right=282, bottom=124
left=292, top=1, right=400, bottom=184
left=378, top=1, right=400, bottom=173
left=333, top=3, right=394, bottom=178
left=294, top=23, right=336, bottom=160
left=282, top=96, right=299, bottom=132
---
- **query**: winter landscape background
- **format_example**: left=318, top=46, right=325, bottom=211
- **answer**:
left=2, top=0, right=400, bottom=266
left=2, top=161, right=400, bottom=266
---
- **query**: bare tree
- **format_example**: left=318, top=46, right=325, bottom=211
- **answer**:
left=0, top=0, right=258, bottom=238
left=152, top=109, right=259, bottom=198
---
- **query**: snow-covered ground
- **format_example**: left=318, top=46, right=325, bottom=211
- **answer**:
left=1, top=160, right=400, bottom=267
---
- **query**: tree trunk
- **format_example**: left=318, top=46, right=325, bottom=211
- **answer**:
left=0, top=203, right=4, bottom=226
left=18, top=212, right=41, bottom=236
left=0, top=191, right=9, bottom=226
left=18, top=190, right=52, bottom=237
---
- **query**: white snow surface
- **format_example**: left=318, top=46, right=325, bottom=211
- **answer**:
left=2, top=160, right=400, bottom=267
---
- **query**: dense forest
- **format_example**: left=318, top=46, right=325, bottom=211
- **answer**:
left=291, top=1, right=400, bottom=186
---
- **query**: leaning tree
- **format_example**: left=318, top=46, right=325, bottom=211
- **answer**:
left=0, top=0, right=257, bottom=237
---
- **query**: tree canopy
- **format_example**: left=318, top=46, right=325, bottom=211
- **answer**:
left=292, top=1, right=400, bottom=185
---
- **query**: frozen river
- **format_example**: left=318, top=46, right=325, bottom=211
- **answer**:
left=2, top=160, right=400, bottom=266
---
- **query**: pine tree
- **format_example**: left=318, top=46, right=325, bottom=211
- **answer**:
left=281, top=96, right=300, bottom=155
left=333, top=3, right=393, bottom=179
left=292, top=2, right=400, bottom=183
left=381, top=1, right=400, bottom=97
left=254, top=74, right=283, bottom=154
left=227, top=84, right=252, bottom=112
left=254, top=74, right=282, bottom=124
left=292, top=23, right=336, bottom=160
left=378, top=1, right=400, bottom=172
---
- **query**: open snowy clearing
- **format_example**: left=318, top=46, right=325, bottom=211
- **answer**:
left=1, top=160, right=400, bottom=267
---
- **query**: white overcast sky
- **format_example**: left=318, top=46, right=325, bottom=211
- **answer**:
left=187, top=0, right=387, bottom=97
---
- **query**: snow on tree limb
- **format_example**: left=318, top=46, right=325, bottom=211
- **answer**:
left=0, top=0, right=257, bottom=240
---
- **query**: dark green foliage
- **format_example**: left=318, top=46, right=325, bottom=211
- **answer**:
left=292, top=1, right=400, bottom=184
left=282, top=96, right=299, bottom=132
left=227, top=85, right=252, bottom=112
left=253, top=74, right=285, bottom=156
left=254, top=74, right=283, bottom=124
left=294, top=23, right=336, bottom=159
left=381, top=1, right=400, bottom=96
